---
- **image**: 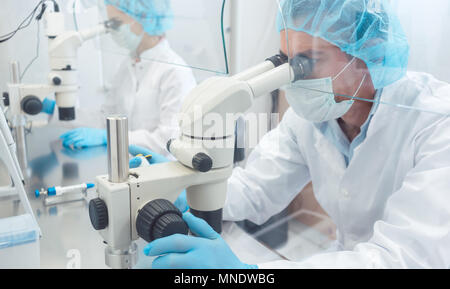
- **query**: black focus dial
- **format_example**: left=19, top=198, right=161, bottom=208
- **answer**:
left=192, top=153, right=213, bottom=173
left=21, top=95, right=42, bottom=115
left=136, top=199, right=188, bottom=243
left=89, top=198, right=108, bottom=230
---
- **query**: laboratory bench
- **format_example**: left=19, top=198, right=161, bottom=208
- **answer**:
left=0, top=124, right=331, bottom=268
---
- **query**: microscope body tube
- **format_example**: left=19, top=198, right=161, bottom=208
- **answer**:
left=46, top=11, right=65, bottom=38
left=246, top=63, right=294, bottom=97
left=107, top=116, right=129, bottom=183
left=79, top=24, right=108, bottom=42
left=232, top=61, right=275, bottom=81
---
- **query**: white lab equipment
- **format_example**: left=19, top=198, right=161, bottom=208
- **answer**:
left=0, top=214, right=40, bottom=269
left=0, top=107, right=40, bottom=268
left=5, top=11, right=118, bottom=120
left=88, top=54, right=309, bottom=269
left=3, top=8, right=118, bottom=170
left=35, top=183, right=95, bottom=206
left=35, top=183, right=95, bottom=198
left=224, top=72, right=450, bottom=269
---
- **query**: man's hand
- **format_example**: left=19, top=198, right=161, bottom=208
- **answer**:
left=143, top=212, right=258, bottom=269
left=129, top=145, right=169, bottom=168
left=60, top=128, right=107, bottom=149
left=41, top=98, right=56, bottom=115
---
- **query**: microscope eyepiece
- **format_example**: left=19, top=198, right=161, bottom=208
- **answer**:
left=105, top=18, right=122, bottom=31
left=289, top=55, right=314, bottom=82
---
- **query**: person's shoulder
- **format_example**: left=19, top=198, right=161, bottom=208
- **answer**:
left=386, top=72, right=450, bottom=105
left=383, top=71, right=450, bottom=117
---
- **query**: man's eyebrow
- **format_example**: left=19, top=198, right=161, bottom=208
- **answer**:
left=279, top=49, right=324, bottom=59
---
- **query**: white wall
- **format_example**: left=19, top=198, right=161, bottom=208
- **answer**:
left=393, top=0, right=450, bottom=83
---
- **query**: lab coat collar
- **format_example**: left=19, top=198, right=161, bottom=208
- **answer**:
left=311, top=90, right=382, bottom=164
left=136, top=38, right=171, bottom=64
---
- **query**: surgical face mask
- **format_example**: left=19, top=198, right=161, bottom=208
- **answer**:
left=284, top=57, right=367, bottom=123
left=111, top=23, right=144, bottom=53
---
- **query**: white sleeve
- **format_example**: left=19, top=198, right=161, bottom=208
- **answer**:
left=224, top=110, right=311, bottom=225
left=258, top=118, right=450, bottom=269
left=128, top=67, right=196, bottom=158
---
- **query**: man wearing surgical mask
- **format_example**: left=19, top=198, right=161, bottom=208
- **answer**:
left=59, top=0, right=196, bottom=158
left=138, top=0, right=450, bottom=269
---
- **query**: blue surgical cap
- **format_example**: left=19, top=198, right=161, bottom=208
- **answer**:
left=105, top=0, right=173, bottom=36
left=277, top=0, right=410, bottom=89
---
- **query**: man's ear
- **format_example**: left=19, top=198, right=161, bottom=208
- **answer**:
left=355, top=58, right=368, bottom=70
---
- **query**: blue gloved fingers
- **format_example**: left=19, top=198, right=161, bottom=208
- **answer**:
left=149, top=153, right=169, bottom=165
left=59, top=130, right=78, bottom=140
left=61, top=132, right=82, bottom=143
left=72, top=139, right=87, bottom=149
left=62, top=133, right=83, bottom=145
left=152, top=253, right=190, bottom=269
left=182, top=212, right=220, bottom=240
left=61, top=127, right=85, bottom=138
left=62, top=135, right=83, bottom=148
left=129, top=145, right=152, bottom=157
left=129, top=157, right=142, bottom=169
left=174, top=190, right=189, bottom=213
left=144, top=234, right=200, bottom=256
left=129, top=145, right=169, bottom=165
left=61, top=128, right=107, bottom=149
left=42, top=98, right=56, bottom=115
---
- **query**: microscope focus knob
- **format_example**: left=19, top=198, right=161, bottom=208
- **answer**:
left=21, top=95, right=43, bottom=115
left=89, top=198, right=108, bottom=230
left=3, top=92, right=9, bottom=106
left=192, top=153, right=213, bottom=173
left=136, top=199, right=188, bottom=243
left=52, top=77, right=62, bottom=86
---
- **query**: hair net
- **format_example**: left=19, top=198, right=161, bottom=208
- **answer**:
left=277, top=0, right=410, bottom=89
left=105, top=0, right=173, bottom=36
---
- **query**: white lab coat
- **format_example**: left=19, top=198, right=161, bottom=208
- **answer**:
left=224, top=72, right=450, bottom=269
left=102, top=39, right=197, bottom=157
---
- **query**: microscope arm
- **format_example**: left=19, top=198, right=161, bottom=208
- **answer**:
left=169, top=55, right=308, bottom=171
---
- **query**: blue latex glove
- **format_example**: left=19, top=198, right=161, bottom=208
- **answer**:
left=60, top=128, right=107, bottom=149
left=174, top=190, right=189, bottom=213
left=143, top=212, right=258, bottom=269
left=41, top=98, right=56, bottom=115
left=129, top=145, right=169, bottom=168
left=129, top=145, right=189, bottom=212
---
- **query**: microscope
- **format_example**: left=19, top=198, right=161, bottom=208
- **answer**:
left=2, top=6, right=119, bottom=171
left=89, top=54, right=313, bottom=268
